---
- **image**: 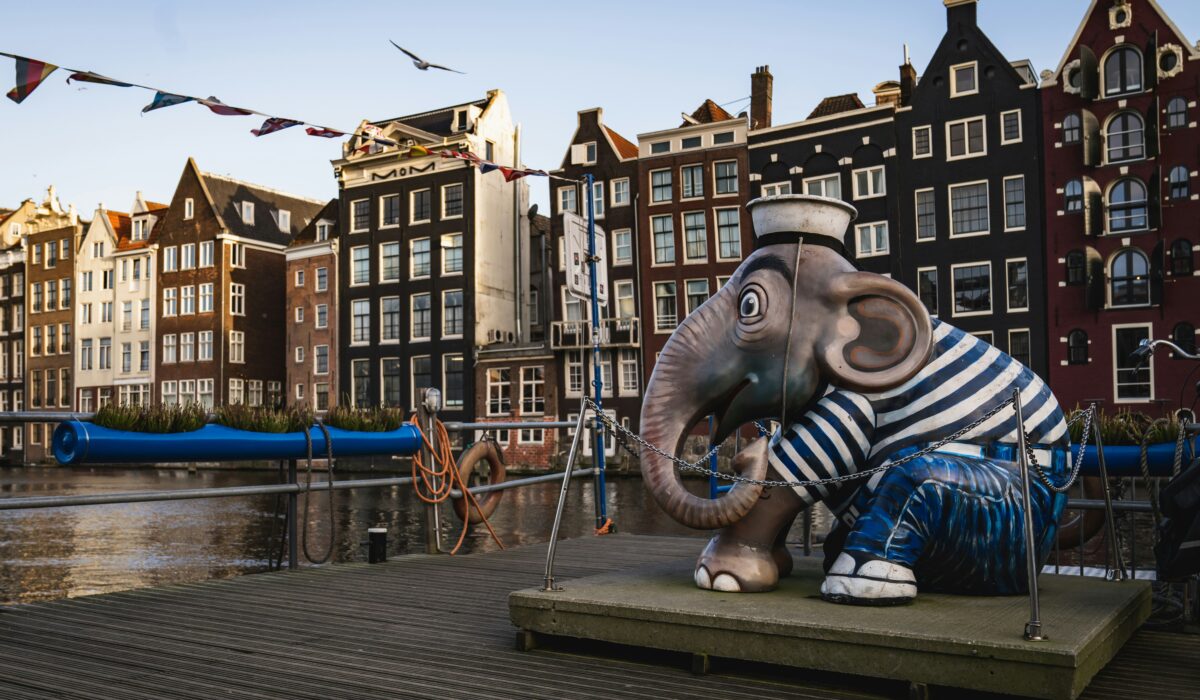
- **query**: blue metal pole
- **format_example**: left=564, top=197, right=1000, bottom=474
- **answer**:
left=585, top=173, right=610, bottom=529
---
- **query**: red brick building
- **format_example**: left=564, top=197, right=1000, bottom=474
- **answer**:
left=285, top=201, right=339, bottom=411
left=1041, top=0, right=1199, bottom=413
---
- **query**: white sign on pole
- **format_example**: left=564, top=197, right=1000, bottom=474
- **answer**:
left=563, top=211, right=608, bottom=305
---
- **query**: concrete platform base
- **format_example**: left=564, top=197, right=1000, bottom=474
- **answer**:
left=510, top=556, right=1150, bottom=699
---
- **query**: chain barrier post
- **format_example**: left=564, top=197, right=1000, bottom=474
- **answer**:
left=544, top=400, right=590, bottom=591
left=1013, top=388, right=1045, bottom=641
left=1091, top=407, right=1126, bottom=581
left=584, top=173, right=610, bottom=531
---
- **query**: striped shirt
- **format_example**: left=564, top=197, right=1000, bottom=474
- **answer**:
left=768, top=320, right=1068, bottom=510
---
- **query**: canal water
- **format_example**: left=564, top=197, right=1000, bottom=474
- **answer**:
left=0, top=467, right=833, bottom=605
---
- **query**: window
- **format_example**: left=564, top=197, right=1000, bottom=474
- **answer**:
left=1103, top=46, right=1142, bottom=96
left=520, top=366, right=545, bottom=415
left=684, top=279, right=709, bottom=315
left=80, top=339, right=93, bottom=371
left=162, top=334, right=176, bottom=364
left=101, top=301, right=112, bottom=323
left=1173, top=322, right=1197, bottom=355
left=1004, top=176, right=1026, bottom=230
left=1105, top=112, right=1144, bottom=162
left=410, top=189, right=432, bottom=223
left=181, top=243, right=195, bottom=269
left=316, top=267, right=328, bottom=292
left=485, top=140, right=495, bottom=161
left=228, top=242, right=244, bottom=268
left=1107, top=178, right=1148, bottom=233
left=351, top=246, right=370, bottom=285
left=715, top=161, right=738, bottom=195
left=915, top=189, right=936, bottom=241
left=612, top=178, right=630, bottom=207
left=314, top=383, right=329, bottom=411
left=591, top=181, right=605, bottom=218
left=229, top=379, right=244, bottom=405
left=380, top=296, right=400, bottom=342
left=804, top=173, right=841, bottom=199
left=184, top=198, right=194, bottom=220
left=181, top=286, right=195, bottom=315
left=46, top=281, right=57, bottom=310
left=45, top=242, right=56, bottom=268
left=199, top=283, right=213, bottom=313
left=31, top=283, right=41, bottom=313
left=951, top=61, right=978, bottom=97
left=351, top=199, right=369, bottom=232
left=652, top=215, right=675, bottom=264
left=200, top=241, right=213, bottom=267
left=441, top=233, right=463, bottom=274
left=379, top=242, right=400, bottom=282
left=949, top=181, right=989, bottom=237
left=1171, top=238, right=1193, bottom=275
left=45, top=325, right=55, bottom=356
left=380, top=194, right=400, bottom=227
left=198, top=332, right=211, bottom=361
left=240, top=202, right=254, bottom=225
left=1008, top=330, right=1031, bottom=368
left=198, top=379, right=213, bottom=409
left=162, top=380, right=178, bottom=406
left=1114, top=325, right=1152, bottom=400
left=913, top=125, right=932, bottom=157
left=443, top=290, right=464, bottom=337
left=1065, top=179, right=1083, bottom=213
left=1000, top=110, right=1022, bottom=144
left=855, top=222, right=888, bottom=257
left=614, top=280, right=636, bottom=319
left=683, top=212, right=707, bottom=261
left=1007, top=259, right=1029, bottom=311
left=650, top=140, right=670, bottom=154
left=1062, top=114, right=1081, bottom=144
left=405, top=355, right=431, bottom=408
left=947, top=117, right=986, bottom=159
left=435, top=183, right=464, bottom=221
left=410, top=238, right=430, bottom=278
left=163, top=246, right=177, bottom=272
left=1109, top=249, right=1150, bottom=307
left=229, top=283, right=245, bottom=315
left=1066, top=250, right=1087, bottom=285
left=403, top=293, right=429, bottom=341
left=314, top=345, right=329, bottom=374
left=443, top=355, right=464, bottom=408
left=651, top=169, right=673, bottom=203
left=558, top=186, right=577, bottom=214
left=951, top=262, right=992, bottom=316
left=1167, top=97, right=1187, bottom=129
left=654, top=281, right=677, bottom=331
left=762, top=182, right=792, bottom=197
left=716, top=208, right=741, bottom=260
left=612, top=229, right=632, bottom=265
left=619, top=349, right=639, bottom=396
left=487, top=368, right=511, bottom=415
left=163, top=287, right=177, bottom=316
left=352, top=299, right=370, bottom=343
left=379, top=358, right=402, bottom=407
left=681, top=136, right=701, bottom=149
left=917, top=267, right=938, bottom=315
left=852, top=166, right=885, bottom=199
left=180, top=333, right=194, bottom=362
left=678, top=164, right=704, bottom=200
left=230, top=331, right=245, bottom=363
left=316, top=222, right=331, bottom=242
left=350, top=359, right=370, bottom=407
left=1169, top=166, right=1189, bottom=199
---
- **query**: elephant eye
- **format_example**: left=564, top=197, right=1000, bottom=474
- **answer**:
left=738, top=287, right=764, bottom=321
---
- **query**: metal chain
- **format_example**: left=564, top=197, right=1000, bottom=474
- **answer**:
left=1024, top=404, right=1094, bottom=494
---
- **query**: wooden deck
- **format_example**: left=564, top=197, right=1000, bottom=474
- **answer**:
left=0, top=534, right=1194, bottom=699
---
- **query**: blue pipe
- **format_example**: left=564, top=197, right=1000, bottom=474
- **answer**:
left=1078, top=440, right=1197, bottom=478
left=52, top=422, right=421, bottom=465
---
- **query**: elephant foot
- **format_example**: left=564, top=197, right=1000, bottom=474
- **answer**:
left=694, top=535, right=779, bottom=593
left=819, top=551, right=917, bottom=606
left=773, top=542, right=794, bottom=579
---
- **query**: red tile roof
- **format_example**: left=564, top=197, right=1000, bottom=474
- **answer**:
left=807, top=93, right=865, bottom=119
left=604, top=126, right=638, bottom=160
left=682, top=99, right=736, bottom=127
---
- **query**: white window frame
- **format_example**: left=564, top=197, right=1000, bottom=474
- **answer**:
left=350, top=245, right=370, bottom=286
left=379, top=241, right=401, bottom=283
left=611, top=178, right=630, bottom=207
left=351, top=299, right=370, bottom=346
left=950, top=260, right=994, bottom=318
left=591, top=180, right=605, bottom=218
left=349, top=198, right=369, bottom=233
left=229, top=283, right=245, bottom=316
left=557, top=185, right=577, bottom=214
left=441, top=183, right=464, bottom=220
left=379, top=193, right=401, bottom=229
left=442, top=289, right=464, bottom=339
left=1112, top=323, right=1154, bottom=404
left=294, top=270, right=305, bottom=287
left=240, top=201, right=254, bottom=225
left=314, top=345, right=329, bottom=375
left=916, top=266, right=939, bottom=317
left=1005, top=257, right=1030, bottom=313
left=945, top=116, right=987, bottom=161
left=681, top=210, right=708, bottom=263
left=854, top=221, right=889, bottom=258
left=1008, top=328, right=1032, bottom=367
left=683, top=278, right=710, bottom=316
left=295, top=346, right=305, bottom=364
left=409, top=237, right=431, bottom=280
left=440, top=233, right=463, bottom=276
left=914, top=187, right=936, bottom=242
left=611, top=229, right=633, bottom=266
left=803, top=173, right=841, bottom=199
left=653, top=281, right=677, bottom=333
left=315, top=303, right=328, bottom=329
left=850, top=166, right=885, bottom=200
left=443, top=354, right=464, bottom=408
left=379, top=295, right=401, bottom=344
left=409, top=188, right=432, bottom=224
left=650, top=168, right=672, bottom=203
left=950, top=61, right=979, bottom=98
left=199, top=241, right=214, bottom=268
left=1000, top=109, right=1023, bottom=145
left=1002, top=175, right=1026, bottom=232
left=294, top=306, right=305, bottom=323
left=613, top=279, right=636, bottom=319
left=947, top=180, right=990, bottom=239
left=912, top=125, right=933, bottom=159
left=713, top=159, right=739, bottom=196
left=761, top=182, right=792, bottom=197
left=184, top=198, right=194, bottom=220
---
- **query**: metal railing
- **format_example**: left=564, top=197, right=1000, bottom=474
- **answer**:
left=550, top=317, right=640, bottom=350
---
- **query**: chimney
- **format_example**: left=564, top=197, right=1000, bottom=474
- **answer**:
left=899, top=48, right=918, bottom=107
left=945, top=0, right=977, bottom=28
left=750, top=65, right=773, bottom=130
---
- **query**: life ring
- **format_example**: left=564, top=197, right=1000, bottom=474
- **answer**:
left=452, top=440, right=507, bottom=524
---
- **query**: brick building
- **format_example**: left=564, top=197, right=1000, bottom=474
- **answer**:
left=285, top=201, right=339, bottom=411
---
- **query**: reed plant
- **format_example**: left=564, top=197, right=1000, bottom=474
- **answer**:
left=214, top=404, right=314, bottom=433
left=92, top=403, right=207, bottom=433
left=322, top=404, right=407, bottom=432
left=1067, top=406, right=1182, bottom=446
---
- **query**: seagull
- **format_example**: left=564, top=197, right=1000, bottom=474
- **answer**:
left=390, top=41, right=465, bottom=74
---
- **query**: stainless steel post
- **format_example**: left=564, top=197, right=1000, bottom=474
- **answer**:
left=1091, top=414, right=1126, bottom=581
left=419, top=389, right=443, bottom=554
left=543, top=399, right=589, bottom=591
left=1013, top=388, right=1045, bottom=641
left=287, top=459, right=298, bottom=570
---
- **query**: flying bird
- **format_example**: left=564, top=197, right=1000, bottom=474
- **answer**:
left=390, top=41, right=465, bottom=74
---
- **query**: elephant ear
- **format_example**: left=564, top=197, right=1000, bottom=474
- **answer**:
left=816, top=272, right=933, bottom=393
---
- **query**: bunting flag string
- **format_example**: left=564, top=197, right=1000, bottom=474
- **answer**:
left=1, top=49, right=581, bottom=183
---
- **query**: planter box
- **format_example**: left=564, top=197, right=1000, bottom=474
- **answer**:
left=1080, top=439, right=1196, bottom=477
left=52, top=422, right=421, bottom=466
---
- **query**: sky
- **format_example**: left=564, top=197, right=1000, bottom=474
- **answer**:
left=3, top=0, right=1199, bottom=216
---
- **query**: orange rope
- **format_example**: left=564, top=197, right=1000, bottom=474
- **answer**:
left=594, top=517, right=614, bottom=536
left=408, top=415, right=505, bottom=554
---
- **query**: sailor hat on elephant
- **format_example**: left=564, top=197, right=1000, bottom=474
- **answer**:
left=747, top=194, right=857, bottom=256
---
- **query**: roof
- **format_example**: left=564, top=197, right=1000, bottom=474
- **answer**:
left=291, top=200, right=339, bottom=246
left=530, top=213, right=550, bottom=236
left=681, top=99, right=736, bottom=127
left=200, top=172, right=326, bottom=246
left=604, top=126, right=638, bottom=159
left=371, top=96, right=493, bottom=137
left=807, top=94, right=866, bottom=119
left=1047, top=0, right=1199, bottom=84
left=144, top=201, right=169, bottom=213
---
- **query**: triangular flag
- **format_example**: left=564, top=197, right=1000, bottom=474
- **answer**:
left=66, top=71, right=132, bottom=87
left=409, top=144, right=431, bottom=157
left=500, top=167, right=529, bottom=183
left=251, top=117, right=301, bottom=137
left=6, top=57, right=57, bottom=104
left=198, top=96, right=252, bottom=116
left=142, top=91, right=193, bottom=113
left=479, top=162, right=500, bottom=174
left=524, top=169, right=549, bottom=177
left=305, top=126, right=345, bottom=138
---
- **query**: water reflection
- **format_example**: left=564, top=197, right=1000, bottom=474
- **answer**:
left=0, top=467, right=835, bottom=605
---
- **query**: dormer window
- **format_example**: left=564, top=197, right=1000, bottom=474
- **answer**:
left=278, top=209, right=291, bottom=233
left=1103, top=46, right=1142, bottom=97
left=455, top=109, right=468, bottom=132
left=132, top=219, right=148, bottom=241
left=316, top=222, right=331, bottom=241
left=241, top=202, right=254, bottom=224
left=950, top=62, right=978, bottom=97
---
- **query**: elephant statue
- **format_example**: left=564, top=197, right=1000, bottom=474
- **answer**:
left=640, top=194, right=1071, bottom=605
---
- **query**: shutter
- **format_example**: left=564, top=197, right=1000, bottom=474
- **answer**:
left=1145, top=96, right=1160, bottom=158
left=1081, top=109, right=1101, bottom=166
left=1150, top=240, right=1165, bottom=305
left=1085, top=246, right=1105, bottom=310
left=1079, top=45, right=1099, bottom=100
left=1144, top=31, right=1159, bottom=91
left=569, top=144, right=587, bottom=165
left=1148, top=165, right=1162, bottom=229
left=1082, top=177, right=1103, bottom=236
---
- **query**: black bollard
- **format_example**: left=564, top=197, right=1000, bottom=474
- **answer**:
left=368, top=528, right=388, bottom=564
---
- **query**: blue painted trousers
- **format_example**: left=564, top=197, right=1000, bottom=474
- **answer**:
left=827, top=445, right=1069, bottom=595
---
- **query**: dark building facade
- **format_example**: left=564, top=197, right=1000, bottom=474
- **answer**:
left=895, top=0, right=1047, bottom=376
left=286, top=201, right=339, bottom=411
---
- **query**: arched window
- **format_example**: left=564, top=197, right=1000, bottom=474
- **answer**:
left=1105, top=112, right=1144, bottom=162
left=1104, top=46, right=1143, bottom=96
left=1062, top=113, right=1081, bottom=144
left=1107, top=178, right=1148, bottom=232
left=1167, top=97, right=1188, bottom=129
left=1172, top=238, right=1194, bottom=275
left=1174, top=322, right=1197, bottom=355
left=1067, top=330, right=1089, bottom=364
left=1064, top=179, right=1083, bottom=212
left=1066, top=250, right=1087, bottom=285
left=1170, top=166, right=1190, bottom=199
left=1109, top=249, right=1150, bottom=306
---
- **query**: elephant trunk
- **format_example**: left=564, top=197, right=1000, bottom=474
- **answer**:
left=639, top=291, right=767, bottom=530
